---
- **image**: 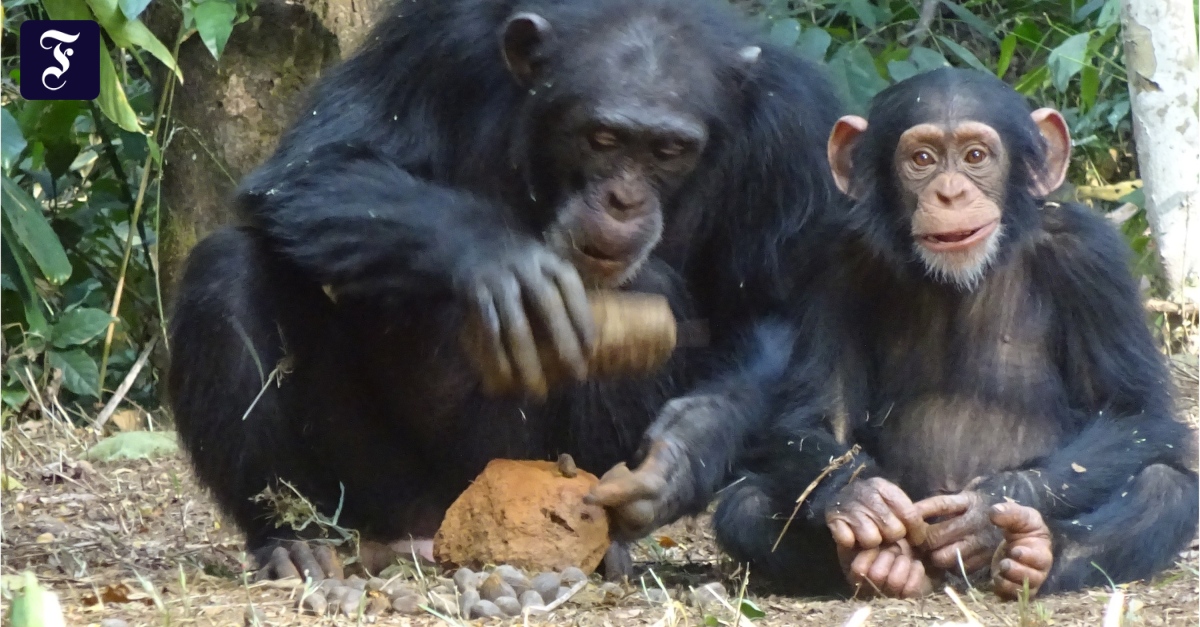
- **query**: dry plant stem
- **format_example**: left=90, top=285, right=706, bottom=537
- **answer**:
left=521, top=578, right=588, bottom=621
left=97, top=31, right=185, bottom=393
left=771, top=444, right=862, bottom=552
left=93, top=335, right=159, bottom=432
left=944, top=585, right=984, bottom=626
left=1102, top=589, right=1126, bottom=627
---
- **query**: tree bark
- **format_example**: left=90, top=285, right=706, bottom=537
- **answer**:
left=1120, top=0, right=1200, bottom=305
left=152, top=0, right=384, bottom=302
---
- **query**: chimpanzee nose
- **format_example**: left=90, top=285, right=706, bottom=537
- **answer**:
left=604, top=184, right=648, bottom=218
left=935, top=174, right=970, bottom=205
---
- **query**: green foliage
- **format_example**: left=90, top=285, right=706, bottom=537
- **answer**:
left=748, top=0, right=1149, bottom=280
left=0, top=0, right=253, bottom=418
left=83, top=430, right=179, bottom=461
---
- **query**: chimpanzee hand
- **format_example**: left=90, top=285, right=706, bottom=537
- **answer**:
left=839, top=538, right=934, bottom=599
left=826, top=477, right=928, bottom=551
left=459, top=241, right=595, bottom=398
left=989, top=503, right=1053, bottom=600
left=584, top=437, right=689, bottom=541
left=913, top=490, right=1004, bottom=575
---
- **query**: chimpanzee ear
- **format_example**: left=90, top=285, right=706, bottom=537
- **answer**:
left=1030, top=107, right=1071, bottom=197
left=827, top=115, right=869, bottom=197
left=501, top=12, right=552, bottom=86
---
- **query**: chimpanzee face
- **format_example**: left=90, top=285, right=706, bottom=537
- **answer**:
left=500, top=11, right=755, bottom=287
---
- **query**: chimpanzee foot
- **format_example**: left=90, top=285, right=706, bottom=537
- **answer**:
left=253, top=540, right=343, bottom=582
left=988, top=503, right=1053, bottom=600
left=602, top=541, right=634, bottom=582
left=584, top=435, right=694, bottom=542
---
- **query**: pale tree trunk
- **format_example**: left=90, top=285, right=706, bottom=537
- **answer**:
left=1120, top=0, right=1200, bottom=306
left=150, top=0, right=385, bottom=301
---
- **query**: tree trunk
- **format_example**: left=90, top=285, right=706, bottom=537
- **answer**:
left=1120, top=0, right=1200, bottom=305
left=152, top=0, right=384, bottom=302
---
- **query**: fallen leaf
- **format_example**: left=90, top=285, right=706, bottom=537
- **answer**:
left=80, top=583, right=154, bottom=606
left=657, top=535, right=678, bottom=548
left=83, top=431, right=179, bottom=462
left=1071, top=463, right=1086, bottom=473
left=34, top=533, right=55, bottom=544
left=1, top=473, right=25, bottom=491
left=110, top=408, right=145, bottom=432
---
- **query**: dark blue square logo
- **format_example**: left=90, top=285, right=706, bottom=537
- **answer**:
left=20, top=20, right=101, bottom=101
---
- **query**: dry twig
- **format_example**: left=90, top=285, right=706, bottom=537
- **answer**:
left=772, top=444, right=862, bottom=552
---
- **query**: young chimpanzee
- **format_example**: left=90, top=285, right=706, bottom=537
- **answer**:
left=714, top=68, right=1198, bottom=599
left=168, top=0, right=842, bottom=580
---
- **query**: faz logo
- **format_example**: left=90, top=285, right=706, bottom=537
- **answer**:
left=20, top=20, right=101, bottom=101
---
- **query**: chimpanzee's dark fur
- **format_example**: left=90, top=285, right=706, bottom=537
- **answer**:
left=168, top=0, right=842, bottom=572
left=714, top=68, right=1198, bottom=596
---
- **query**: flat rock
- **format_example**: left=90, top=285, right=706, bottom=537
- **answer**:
left=531, top=572, right=561, bottom=602
left=495, top=595, right=522, bottom=616
left=433, top=459, right=610, bottom=574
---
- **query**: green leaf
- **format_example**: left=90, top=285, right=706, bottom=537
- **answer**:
left=886, top=59, right=919, bottom=82
left=1047, top=33, right=1090, bottom=91
left=1080, top=65, right=1100, bottom=111
left=1073, top=0, right=1105, bottom=23
left=795, top=27, right=832, bottom=62
left=0, top=176, right=72, bottom=285
left=9, top=572, right=66, bottom=627
left=768, top=18, right=800, bottom=48
left=996, top=33, right=1017, bottom=77
left=194, top=0, right=237, bottom=60
left=50, top=308, right=114, bottom=348
left=831, top=44, right=889, bottom=112
left=844, top=0, right=877, bottom=30
left=739, top=599, right=766, bottom=619
left=1012, top=20, right=1041, bottom=45
left=1097, top=0, right=1120, bottom=28
left=940, top=1, right=998, bottom=42
left=909, top=46, right=949, bottom=73
left=0, top=223, right=49, bottom=334
left=97, top=46, right=142, bottom=133
left=119, top=0, right=151, bottom=19
left=1, top=108, right=26, bottom=172
left=83, top=431, right=180, bottom=461
left=1014, top=65, right=1049, bottom=96
left=937, top=36, right=988, bottom=73
left=41, top=0, right=92, bottom=20
left=1107, top=98, right=1130, bottom=129
left=47, top=348, right=100, bottom=397
left=84, top=0, right=182, bottom=81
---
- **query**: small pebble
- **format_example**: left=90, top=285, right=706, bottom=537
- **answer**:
left=600, top=581, right=624, bottom=599
left=495, top=595, right=522, bottom=616
left=531, top=571, right=561, bottom=601
left=519, top=589, right=545, bottom=609
left=384, top=582, right=418, bottom=600
left=471, top=599, right=504, bottom=618
left=298, top=591, right=327, bottom=615
left=343, top=575, right=367, bottom=591
left=642, top=588, right=670, bottom=604
left=365, top=592, right=391, bottom=616
left=341, top=588, right=366, bottom=615
left=494, top=564, right=531, bottom=593
left=101, top=620, right=130, bottom=627
left=453, top=567, right=476, bottom=592
left=479, top=572, right=516, bottom=601
left=391, top=594, right=423, bottom=615
left=366, top=576, right=387, bottom=591
left=459, top=588, right=480, bottom=617
left=470, top=570, right=490, bottom=588
left=561, top=566, right=586, bottom=585
left=690, top=582, right=728, bottom=611
left=427, top=591, right=459, bottom=616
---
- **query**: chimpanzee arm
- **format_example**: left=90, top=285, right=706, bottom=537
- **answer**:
left=973, top=204, right=1189, bottom=517
left=236, top=141, right=522, bottom=299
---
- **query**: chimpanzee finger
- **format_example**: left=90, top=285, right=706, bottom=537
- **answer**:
left=989, top=503, right=1050, bottom=538
left=522, top=265, right=588, bottom=380
left=904, top=557, right=932, bottom=598
left=611, top=499, right=658, bottom=538
left=288, top=542, right=326, bottom=582
left=847, top=511, right=884, bottom=549
left=264, top=546, right=301, bottom=581
left=930, top=540, right=991, bottom=572
left=865, top=548, right=897, bottom=587
left=586, top=467, right=659, bottom=506
left=849, top=547, right=881, bottom=581
left=492, top=277, right=547, bottom=397
left=544, top=258, right=596, bottom=352
left=312, top=544, right=343, bottom=580
left=884, top=553, right=913, bottom=596
left=1008, top=544, right=1054, bottom=572
left=828, top=519, right=856, bottom=549
left=993, top=558, right=1047, bottom=599
left=913, top=493, right=972, bottom=521
left=472, top=288, right=514, bottom=391
left=877, top=487, right=927, bottom=545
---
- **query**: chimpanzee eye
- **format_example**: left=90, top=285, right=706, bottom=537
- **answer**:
left=654, top=140, right=688, bottom=160
left=964, top=148, right=988, bottom=164
left=589, top=129, right=620, bottom=150
left=912, top=150, right=935, bottom=167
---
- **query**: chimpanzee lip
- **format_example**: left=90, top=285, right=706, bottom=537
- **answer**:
left=574, top=247, right=629, bottom=276
left=917, top=220, right=999, bottom=253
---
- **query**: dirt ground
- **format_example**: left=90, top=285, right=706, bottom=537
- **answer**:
left=2, top=359, right=1198, bottom=626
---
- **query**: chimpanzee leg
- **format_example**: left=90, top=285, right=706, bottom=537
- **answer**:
left=713, top=474, right=845, bottom=595
left=169, top=227, right=354, bottom=579
left=1040, top=463, right=1199, bottom=594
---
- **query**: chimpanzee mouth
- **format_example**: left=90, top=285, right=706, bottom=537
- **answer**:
left=579, top=244, right=620, bottom=262
left=918, top=220, right=999, bottom=253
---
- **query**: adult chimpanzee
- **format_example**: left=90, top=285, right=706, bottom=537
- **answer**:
left=714, top=68, right=1198, bottom=600
left=168, top=0, right=842, bottom=580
